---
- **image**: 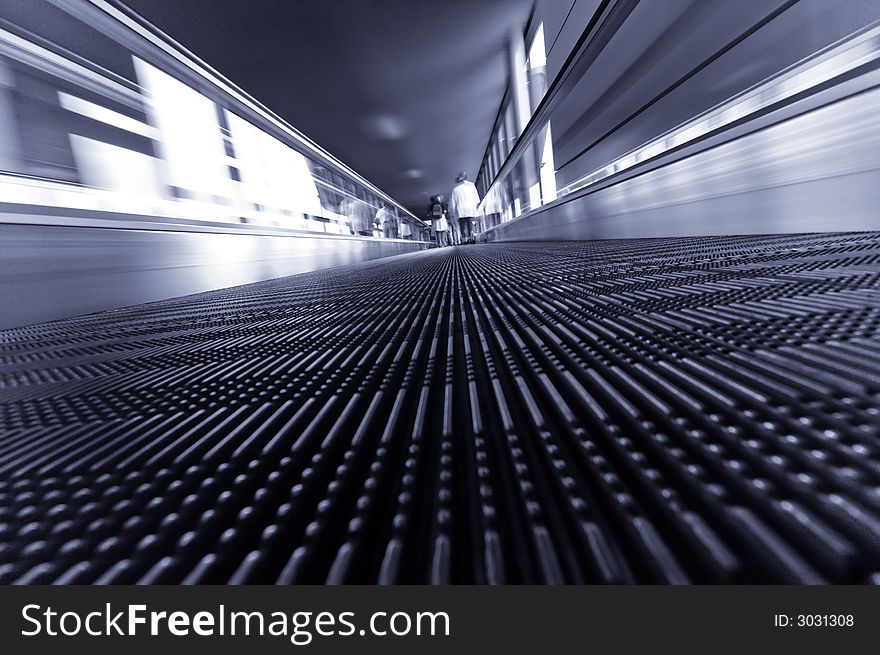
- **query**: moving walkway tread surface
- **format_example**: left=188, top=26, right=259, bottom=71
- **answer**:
left=1, top=232, right=880, bottom=584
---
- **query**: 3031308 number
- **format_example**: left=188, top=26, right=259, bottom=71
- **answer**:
left=774, top=614, right=854, bottom=627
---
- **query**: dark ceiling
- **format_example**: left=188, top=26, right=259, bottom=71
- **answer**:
left=118, top=0, right=533, bottom=214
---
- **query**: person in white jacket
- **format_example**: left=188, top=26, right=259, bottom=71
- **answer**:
left=449, top=171, right=481, bottom=244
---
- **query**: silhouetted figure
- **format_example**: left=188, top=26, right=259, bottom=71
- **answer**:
left=342, top=196, right=374, bottom=236
left=450, top=171, right=481, bottom=244
left=376, top=203, right=398, bottom=238
left=428, top=195, right=449, bottom=246
left=399, top=218, right=412, bottom=240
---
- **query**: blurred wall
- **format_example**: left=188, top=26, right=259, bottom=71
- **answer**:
left=483, top=0, right=880, bottom=241
left=0, top=222, right=424, bottom=329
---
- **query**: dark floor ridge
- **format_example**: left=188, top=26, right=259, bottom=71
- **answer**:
left=2, top=233, right=880, bottom=583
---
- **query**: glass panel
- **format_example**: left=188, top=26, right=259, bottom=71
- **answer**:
left=0, top=5, right=433, bottom=243
left=527, top=24, right=548, bottom=114
left=539, top=122, right=557, bottom=204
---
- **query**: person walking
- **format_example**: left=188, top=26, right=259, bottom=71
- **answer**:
left=399, top=218, right=412, bottom=240
left=343, top=196, right=374, bottom=236
left=449, top=171, right=481, bottom=244
left=428, top=195, right=449, bottom=247
left=376, top=203, right=398, bottom=239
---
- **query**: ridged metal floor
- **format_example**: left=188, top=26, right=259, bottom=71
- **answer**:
left=2, top=232, right=880, bottom=584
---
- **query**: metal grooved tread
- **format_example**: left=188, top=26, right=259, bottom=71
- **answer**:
left=2, top=232, right=880, bottom=584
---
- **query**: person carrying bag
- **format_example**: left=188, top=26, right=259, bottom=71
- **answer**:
left=429, top=195, right=449, bottom=246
